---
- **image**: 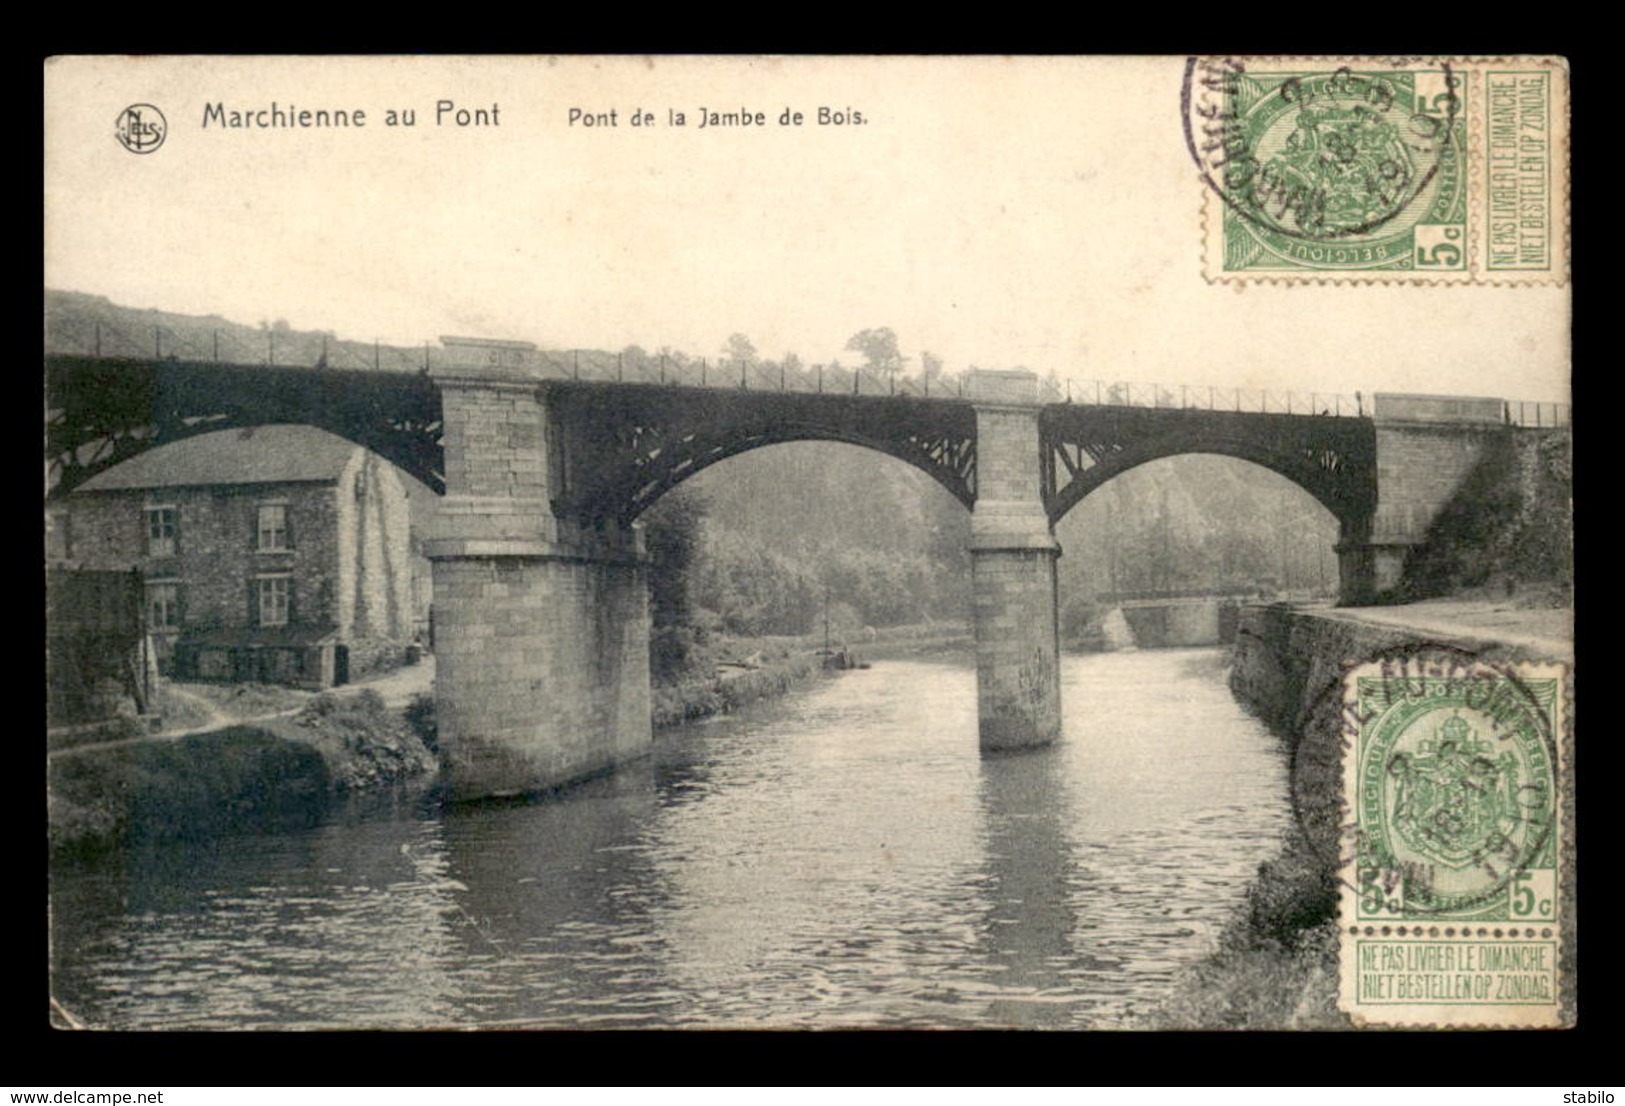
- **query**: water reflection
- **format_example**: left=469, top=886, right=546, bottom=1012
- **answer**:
left=53, top=795, right=467, bottom=1028
left=971, top=747, right=1083, bottom=1027
left=434, top=765, right=669, bottom=1027
left=51, top=648, right=1289, bottom=1030
left=640, top=663, right=985, bottom=1028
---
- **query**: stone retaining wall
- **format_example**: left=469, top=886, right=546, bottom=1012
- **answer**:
left=1230, top=603, right=1568, bottom=861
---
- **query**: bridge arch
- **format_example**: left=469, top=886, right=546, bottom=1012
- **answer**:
left=45, top=355, right=444, bottom=496
left=645, top=438, right=974, bottom=639
left=545, top=383, right=977, bottom=527
left=1056, top=450, right=1343, bottom=602
left=625, top=423, right=975, bottom=523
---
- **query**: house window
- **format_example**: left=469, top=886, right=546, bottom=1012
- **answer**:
left=258, top=576, right=291, bottom=627
left=145, top=506, right=177, bottom=557
left=257, top=504, right=289, bottom=551
left=146, top=582, right=181, bottom=631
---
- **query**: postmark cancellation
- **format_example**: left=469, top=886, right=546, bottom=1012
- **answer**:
left=1186, top=56, right=1569, bottom=284
left=1337, top=654, right=1571, bottom=1027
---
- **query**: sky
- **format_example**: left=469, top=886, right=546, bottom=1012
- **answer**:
left=45, top=56, right=1570, bottom=402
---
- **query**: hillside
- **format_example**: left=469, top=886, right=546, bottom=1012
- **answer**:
left=47, top=289, right=431, bottom=372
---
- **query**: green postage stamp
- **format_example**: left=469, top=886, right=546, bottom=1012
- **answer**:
left=1338, top=654, right=1571, bottom=1027
left=1185, top=56, right=1569, bottom=283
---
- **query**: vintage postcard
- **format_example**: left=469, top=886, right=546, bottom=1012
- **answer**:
left=45, top=56, right=1571, bottom=1032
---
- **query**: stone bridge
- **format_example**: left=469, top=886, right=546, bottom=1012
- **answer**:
left=45, top=338, right=1564, bottom=799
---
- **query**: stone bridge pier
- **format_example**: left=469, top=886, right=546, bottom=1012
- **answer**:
left=966, top=370, right=1062, bottom=751
left=425, top=349, right=651, bottom=800
left=1336, top=393, right=1509, bottom=604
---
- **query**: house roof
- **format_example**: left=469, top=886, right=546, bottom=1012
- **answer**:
left=75, top=425, right=364, bottom=492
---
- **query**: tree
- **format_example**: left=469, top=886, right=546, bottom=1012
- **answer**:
left=846, top=327, right=904, bottom=376
left=642, top=485, right=706, bottom=630
left=723, top=333, right=757, bottom=363
left=642, top=485, right=709, bottom=684
left=920, top=350, right=944, bottom=384
left=621, top=345, right=653, bottom=379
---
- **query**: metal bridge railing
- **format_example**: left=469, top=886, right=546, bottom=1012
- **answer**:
left=1038, top=378, right=1365, bottom=417
left=45, top=316, right=984, bottom=398
left=533, top=350, right=970, bottom=398
left=1504, top=400, right=1571, bottom=429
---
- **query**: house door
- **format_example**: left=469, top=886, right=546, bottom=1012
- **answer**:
left=334, top=644, right=349, bottom=687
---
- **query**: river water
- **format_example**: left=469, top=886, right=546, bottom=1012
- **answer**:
left=50, top=648, right=1290, bottom=1030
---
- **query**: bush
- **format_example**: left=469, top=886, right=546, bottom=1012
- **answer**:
left=298, top=688, right=386, bottom=725
left=404, top=692, right=438, bottom=754
left=651, top=623, right=722, bottom=687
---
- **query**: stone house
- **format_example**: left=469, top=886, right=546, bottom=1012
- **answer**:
left=45, top=567, right=155, bottom=726
left=57, top=424, right=433, bottom=688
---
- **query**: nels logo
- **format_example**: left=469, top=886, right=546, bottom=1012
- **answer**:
left=115, top=104, right=167, bottom=154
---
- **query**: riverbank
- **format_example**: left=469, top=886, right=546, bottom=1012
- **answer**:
left=49, top=687, right=437, bottom=857
left=1149, top=597, right=1572, bottom=1029
left=652, top=648, right=829, bottom=728
left=48, top=628, right=964, bottom=854
left=1148, top=821, right=1343, bottom=1028
left=652, top=623, right=971, bottom=728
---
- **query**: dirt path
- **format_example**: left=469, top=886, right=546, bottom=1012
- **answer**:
left=1328, top=600, right=1572, bottom=661
left=159, top=683, right=233, bottom=735
left=341, top=657, right=435, bottom=709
